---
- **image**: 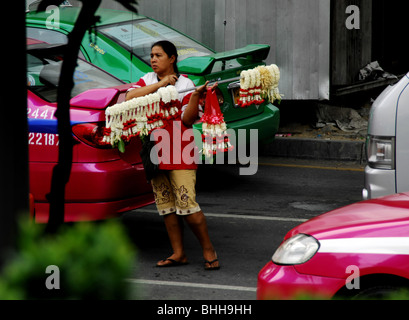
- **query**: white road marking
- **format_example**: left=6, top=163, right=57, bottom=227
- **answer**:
left=126, top=279, right=257, bottom=292
left=128, top=209, right=304, bottom=296
left=133, top=209, right=307, bottom=223
left=206, top=212, right=307, bottom=223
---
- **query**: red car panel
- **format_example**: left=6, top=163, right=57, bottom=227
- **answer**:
left=258, top=192, right=409, bottom=299
left=27, top=43, right=154, bottom=223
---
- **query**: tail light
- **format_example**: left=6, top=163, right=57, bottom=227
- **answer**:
left=227, top=81, right=240, bottom=107
left=199, top=87, right=224, bottom=110
left=213, top=87, right=224, bottom=106
left=366, top=135, right=395, bottom=170
left=72, top=122, right=111, bottom=149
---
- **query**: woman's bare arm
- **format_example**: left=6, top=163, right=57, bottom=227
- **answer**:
left=125, top=75, right=179, bottom=101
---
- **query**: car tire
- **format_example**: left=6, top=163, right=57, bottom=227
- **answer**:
left=345, top=284, right=409, bottom=300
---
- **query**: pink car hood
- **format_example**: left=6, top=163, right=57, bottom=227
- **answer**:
left=287, top=192, right=409, bottom=241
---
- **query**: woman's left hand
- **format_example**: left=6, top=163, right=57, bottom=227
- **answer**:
left=183, top=82, right=218, bottom=127
left=194, top=81, right=218, bottom=98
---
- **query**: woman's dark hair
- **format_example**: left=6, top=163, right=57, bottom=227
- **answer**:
left=152, top=40, right=179, bottom=74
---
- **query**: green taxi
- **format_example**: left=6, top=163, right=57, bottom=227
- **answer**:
left=26, top=6, right=280, bottom=145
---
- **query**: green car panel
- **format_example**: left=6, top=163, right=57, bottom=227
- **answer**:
left=26, top=7, right=280, bottom=144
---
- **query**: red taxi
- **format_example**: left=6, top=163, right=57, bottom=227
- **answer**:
left=27, top=39, right=154, bottom=223
left=258, top=192, right=409, bottom=300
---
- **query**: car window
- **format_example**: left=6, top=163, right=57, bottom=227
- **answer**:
left=26, top=27, right=87, bottom=60
left=98, top=19, right=213, bottom=66
left=27, top=27, right=68, bottom=46
left=27, top=46, right=124, bottom=102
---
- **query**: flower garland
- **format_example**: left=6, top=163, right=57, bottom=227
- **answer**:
left=238, top=64, right=281, bottom=107
left=266, top=64, right=282, bottom=103
left=201, top=87, right=233, bottom=158
left=102, top=85, right=181, bottom=148
left=102, top=64, right=281, bottom=151
left=238, top=70, right=250, bottom=108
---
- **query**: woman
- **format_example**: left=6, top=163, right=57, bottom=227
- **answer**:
left=126, top=40, right=220, bottom=270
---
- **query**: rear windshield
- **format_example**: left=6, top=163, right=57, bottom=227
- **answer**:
left=98, top=19, right=213, bottom=65
left=27, top=45, right=124, bottom=102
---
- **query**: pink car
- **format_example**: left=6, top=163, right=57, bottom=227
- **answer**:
left=27, top=39, right=154, bottom=223
left=258, top=192, right=409, bottom=300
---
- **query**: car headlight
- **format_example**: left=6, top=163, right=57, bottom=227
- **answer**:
left=366, top=135, right=395, bottom=170
left=272, top=234, right=320, bottom=265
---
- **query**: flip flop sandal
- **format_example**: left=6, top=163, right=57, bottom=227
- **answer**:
left=204, top=259, right=220, bottom=271
left=156, top=259, right=189, bottom=268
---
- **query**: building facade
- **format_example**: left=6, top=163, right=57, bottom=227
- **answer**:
left=39, top=0, right=408, bottom=101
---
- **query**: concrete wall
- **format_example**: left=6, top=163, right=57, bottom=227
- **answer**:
left=70, top=0, right=332, bottom=100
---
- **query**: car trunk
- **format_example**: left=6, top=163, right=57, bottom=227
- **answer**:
left=178, top=44, right=271, bottom=123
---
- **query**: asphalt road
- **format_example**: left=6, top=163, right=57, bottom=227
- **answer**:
left=120, top=157, right=365, bottom=300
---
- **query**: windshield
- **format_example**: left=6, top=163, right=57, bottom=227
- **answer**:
left=98, top=19, right=214, bottom=65
left=27, top=45, right=124, bottom=102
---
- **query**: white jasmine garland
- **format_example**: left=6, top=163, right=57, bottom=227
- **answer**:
left=248, top=69, right=256, bottom=102
left=270, top=64, right=282, bottom=101
left=254, top=69, right=263, bottom=103
left=238, top=67, right=273, bottom=107
left=252, top=64, right=282, bottom=104
left=240, top=70, right=250, bottom=90
left=139, top=96, right=148, bottom=115
left=146, top=95, right=154, bottom=117
left=159, top=86, right=171, bottom=104
left=152, top=92, right=160, bottom=115
left=238, top=70, right=250, bottom=107
left=265, top=64, right=281, bottom=103
left=170, top=86, right=180, bottom=117
left=169, top=86, right=179, bottom=101
left=257, top=66, right=272, bottom=99
left=201, top=122, right=233, bottom=158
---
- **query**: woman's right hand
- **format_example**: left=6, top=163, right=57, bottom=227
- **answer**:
left=159, top=74, right=179, bottom=87
left=126, top=74, right=179, bottom=101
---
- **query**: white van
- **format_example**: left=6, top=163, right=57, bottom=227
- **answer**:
left=363, top=74, right=409, bottom=200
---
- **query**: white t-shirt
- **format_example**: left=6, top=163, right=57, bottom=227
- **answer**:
left=127, top=72, right=203, bottom=120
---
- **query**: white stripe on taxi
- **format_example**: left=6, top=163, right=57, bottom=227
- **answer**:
left=319, top=237, right=409, bottom=255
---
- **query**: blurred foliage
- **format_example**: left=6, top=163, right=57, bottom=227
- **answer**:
left=262, top=288, right=409, bottom=301
left=0, top=219, right=136, bottom=300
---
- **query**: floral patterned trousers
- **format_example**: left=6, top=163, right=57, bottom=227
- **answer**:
left=151, top=170, right=201, bottom=216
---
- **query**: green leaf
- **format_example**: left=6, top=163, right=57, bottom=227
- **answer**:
left=118, top=140, right=126, bottom=153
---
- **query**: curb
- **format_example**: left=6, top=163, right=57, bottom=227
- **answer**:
left=261, top=137, right=366, bottom=162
